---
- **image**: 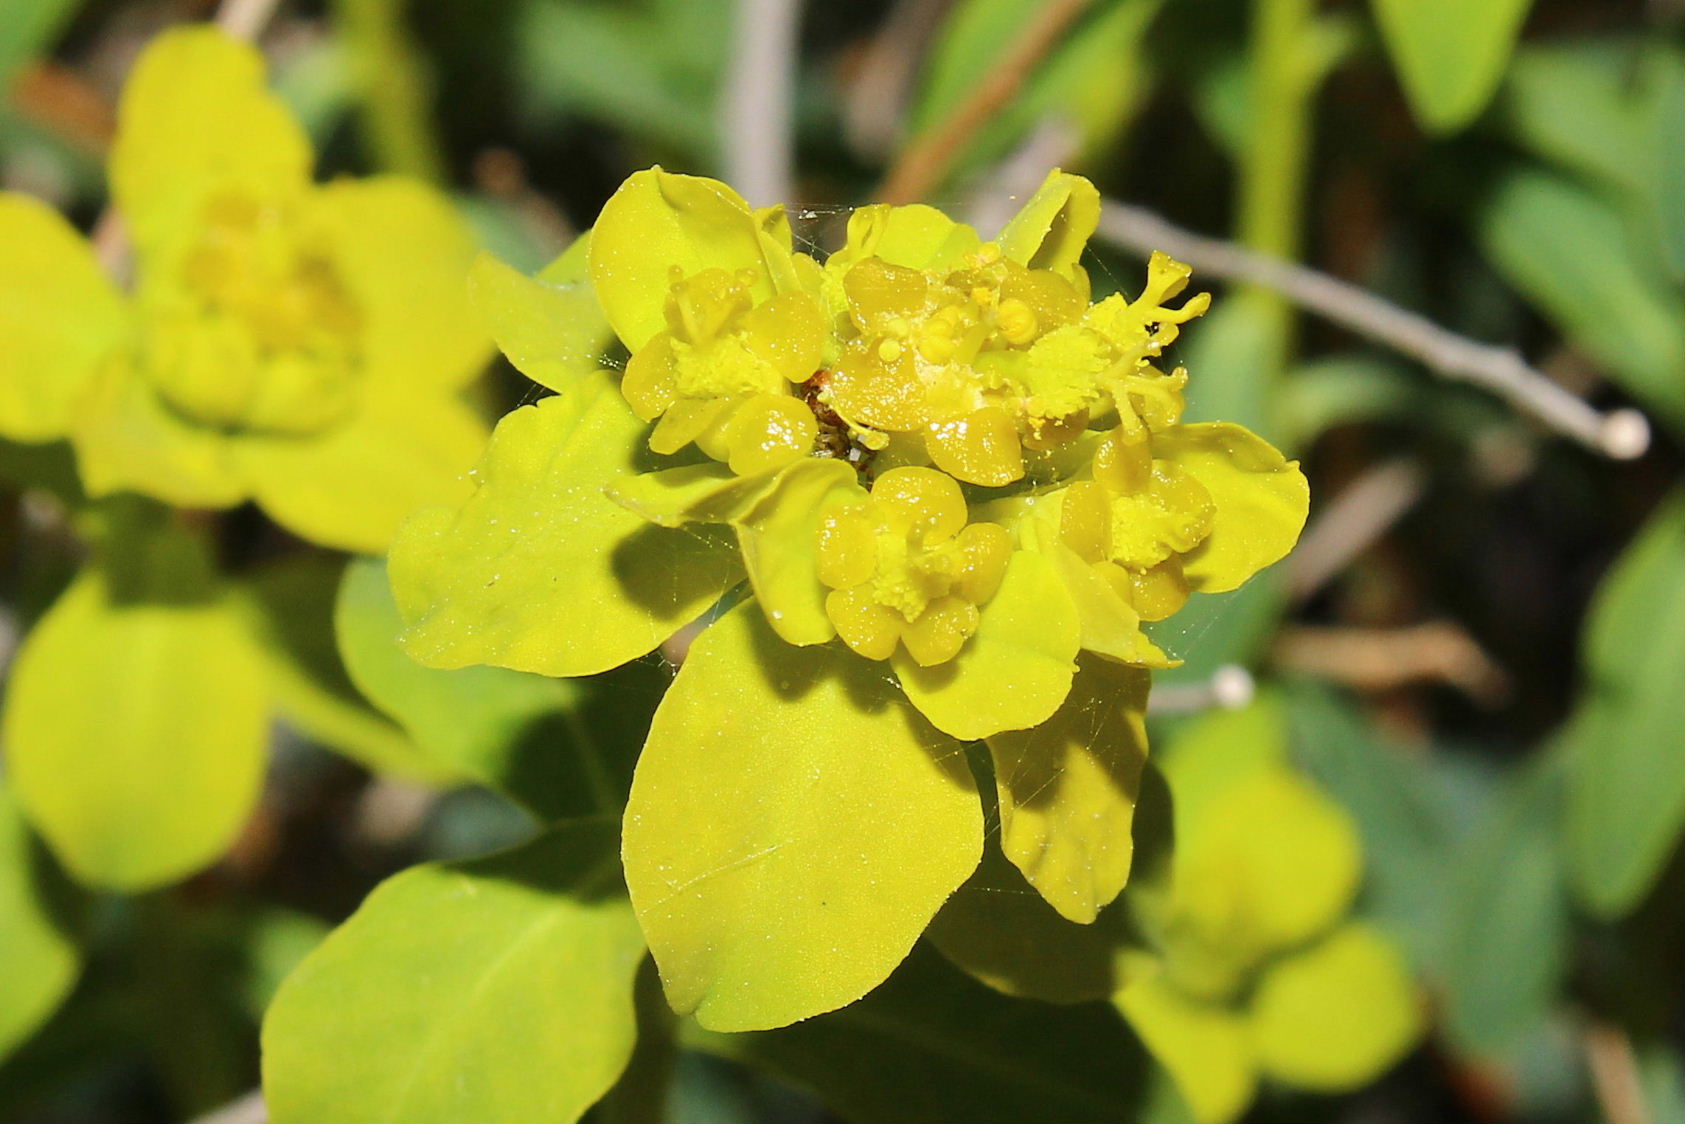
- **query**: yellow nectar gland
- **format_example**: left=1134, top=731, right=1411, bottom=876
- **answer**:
left=145, top=192, right=361, bottom=436
left=815, top=467, right=1010, bottom=665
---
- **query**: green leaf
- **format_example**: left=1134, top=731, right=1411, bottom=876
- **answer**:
left=234, top=556, right=454, bottom=784
left=337, top=556, right=618, bottom=820
left=0, top=786, right=79, bottom=1063
left=895, top=550, right=1080, bottom=742
left=688, top=942, right=1147, bottom=1123
left=1440, top=755, right=1570, bottom=1056
left=516, top=0, right=723, bottom=163
left=1370, top=0, right=1534, bottom=132
left=389, top=372, right=743, bottom=678
left=623, top=601, right=981, bottom=1031
left=985, top=657, right=1151, bottom=923
left=1175, top=291, right=1282, bottom=441
left=2, top=524, right=269, bottom=890
left=1478, top=169, right=1685, bottom=430
left=1561, top=492, right=1685, bottom=917
left=1277, top=354, right=1420, bottom=453
left=262, top=820, right=645, bottom=1124
left=1498, top=41, right=1685, bottom=284
left=1146, top=568, right=1286, bottom=682
left=0, top=0, right=79, bottom=93
left=1285, top=681, right=1457, bottom=968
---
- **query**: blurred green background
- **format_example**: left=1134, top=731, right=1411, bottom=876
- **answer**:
left=1, top=0, right=1681, bottom=1121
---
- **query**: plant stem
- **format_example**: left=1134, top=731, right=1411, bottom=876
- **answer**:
left=332, top=0, right=445, bottom=182
left=877, top=0, right=1092, bottom=204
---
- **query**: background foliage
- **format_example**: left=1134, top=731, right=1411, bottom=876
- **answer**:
left=0, top=0, right=1680, bottom=1121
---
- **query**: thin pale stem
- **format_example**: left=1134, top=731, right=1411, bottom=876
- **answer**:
left=1095, top=203, right=1651, bottom=458
left=215, top=0, right=284, bottom=41
left=722, top=0, right=802, bottom=207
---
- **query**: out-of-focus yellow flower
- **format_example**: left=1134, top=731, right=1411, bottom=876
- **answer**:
left=1115, top=699, right=1423, bottom=1124
left=0, top=26, right=489, bottom=552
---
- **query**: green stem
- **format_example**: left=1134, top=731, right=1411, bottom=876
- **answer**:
left=332, top=0, right=446, bottom=182
left=1235, top=0, right=1323, bottom=377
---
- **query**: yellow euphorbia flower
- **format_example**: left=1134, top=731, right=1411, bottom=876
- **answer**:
left=389, top=165, right=1310, bottom=1031
left=1115, top=699, right=1423, bottom=1124
left=0, top=26, right=489, bottom=552
left=816, top=467, right=1010, bottom=665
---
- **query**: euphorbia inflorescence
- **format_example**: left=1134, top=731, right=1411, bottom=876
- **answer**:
left=389, top=166, right=1311, bottom=1032
left=0, top=26, right=490, bottom=553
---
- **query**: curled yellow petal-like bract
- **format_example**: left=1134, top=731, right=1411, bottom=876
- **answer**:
left=390, top=372, right=742, bottom=677
left=588, top=168, right=783, bottom=352
left=1154, top=422, right=1310, bottom=594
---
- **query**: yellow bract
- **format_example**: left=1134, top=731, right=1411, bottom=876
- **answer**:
left=0, top=26, right=490, bottom=552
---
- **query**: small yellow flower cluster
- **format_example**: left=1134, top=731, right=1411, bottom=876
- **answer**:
left=551, top=169, right=1276, bottom=681
left=821, top=238, right=1206, bottom=489
left=0, top=26, right=489, bottom=554
left=145, top=193, right=364, bottom=437
left=388, top=165, right=1313, bottom=1034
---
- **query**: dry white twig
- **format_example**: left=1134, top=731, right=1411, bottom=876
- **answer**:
left=722, top=0, right=802, bottom=207
left=841, top=0, right=952, bottom=159
left=1095, top=201, right=1651, bottom=460
left=190, top=1089, right=266, bottom=1124
left=1148, top=664, right=1256, bottom=715
left=216, top=0, right=285, bottom=42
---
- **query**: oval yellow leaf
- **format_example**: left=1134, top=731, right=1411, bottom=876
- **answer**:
left=0, top=193, right=128, bottom=443
left=623, top=601, right=981, bottom=1031
left=3, top=563, right=268, bottom=890
left=1154, top=422, right=1309, bottom=594
left=0, top=786, right=79, bottom=1062
left=986, top=657, right=1151, bottom=923
left=1250, top=921, right=1422, bottom=1091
